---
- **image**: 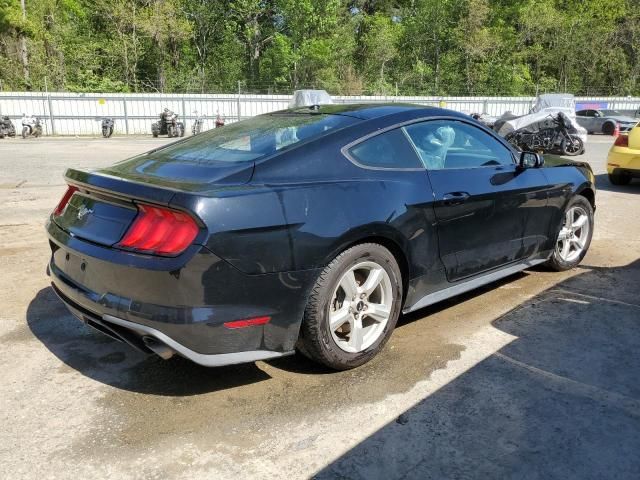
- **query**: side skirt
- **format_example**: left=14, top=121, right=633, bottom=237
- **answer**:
left=403, top=257, right=548, bottom=314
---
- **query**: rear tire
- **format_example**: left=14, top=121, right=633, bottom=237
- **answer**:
left=545, top=195, right=594, bottom=271
left=609, top=173, right=631, bottom=186
left=298, top=243, right=403, bottom=370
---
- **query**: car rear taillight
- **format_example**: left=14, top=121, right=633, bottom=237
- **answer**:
left=53, top=185, right=79, bottom=216
left=116, top=204, right=199, bottom=256
left=614, top=135, right=629, bottom=147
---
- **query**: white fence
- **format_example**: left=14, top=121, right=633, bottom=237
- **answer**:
left=1, top=92, right=639, bottom=136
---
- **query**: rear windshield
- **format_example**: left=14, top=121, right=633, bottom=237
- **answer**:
left=143, top=113, right=358, bottom=165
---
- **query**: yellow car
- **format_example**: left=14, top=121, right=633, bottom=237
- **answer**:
left=607, top=125, right=640, bottom=185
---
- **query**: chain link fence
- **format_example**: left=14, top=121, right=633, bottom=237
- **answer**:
left=1, top=91, right=639, bottom=136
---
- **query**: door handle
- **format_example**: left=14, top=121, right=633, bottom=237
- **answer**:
left=442, top=192, right=470, bottom=205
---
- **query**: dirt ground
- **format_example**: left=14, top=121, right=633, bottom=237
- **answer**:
left=0, top=135, right=638, bottom=479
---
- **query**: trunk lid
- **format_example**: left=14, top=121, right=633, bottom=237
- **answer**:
left=54, top=167, right=214, bottom=249
left=54, top=190, right=138, bottom=246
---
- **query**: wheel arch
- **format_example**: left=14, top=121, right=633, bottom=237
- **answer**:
left=576, top=185, right=596, bottom=210
left=322, top=230, right=411, bottom=305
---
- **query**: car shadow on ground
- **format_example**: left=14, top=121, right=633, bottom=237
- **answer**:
left=25, top=287, right=272, bottom=396
left=315, top=258, right=640, bottom=479
left=26, top=272, right=529, bottom=390
left=594, top=173, right=640, bottom=193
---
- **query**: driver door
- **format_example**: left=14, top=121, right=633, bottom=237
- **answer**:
left=403, top=119, right=553, bottom=282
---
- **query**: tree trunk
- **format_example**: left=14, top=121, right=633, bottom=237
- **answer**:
left=19, top=0, right=30, bottom=86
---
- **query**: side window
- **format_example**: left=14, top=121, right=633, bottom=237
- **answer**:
left=403, top=120, right=514, bottom=170
left=347, top=128, right=423, bottom=169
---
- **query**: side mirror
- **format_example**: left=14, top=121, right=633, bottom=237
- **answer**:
left=518, top=151, right=543, bottom=169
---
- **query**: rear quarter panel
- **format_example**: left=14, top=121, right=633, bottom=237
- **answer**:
left=192, top=136, right=441, bottom=279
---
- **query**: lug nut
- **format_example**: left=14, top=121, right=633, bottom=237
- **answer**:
left=360, top=293, right=366, bottom=299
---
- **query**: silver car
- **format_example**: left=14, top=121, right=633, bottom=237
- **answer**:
left=576, top=109, right=638, bottom=135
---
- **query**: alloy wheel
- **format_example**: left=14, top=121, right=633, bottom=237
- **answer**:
left=328, top=261, right=393, bottom=353
left=556, top=206, right=590, bottom=262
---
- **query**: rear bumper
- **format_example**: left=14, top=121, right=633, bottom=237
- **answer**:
left=50, top=281, right=292, bottom=366
left=607, top=148, right=640, bottom=175
left=47, top=219, right=320, bottom=365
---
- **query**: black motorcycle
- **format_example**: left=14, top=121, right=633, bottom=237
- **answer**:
left=504, top=112, right=584, bottom=156
left=21, top=117, right=43, bottom=138
left=0, top=116, right=16, bottom=139
left=101, top=118, right=115, bottom=138
left=152, top=109, right=185, bottom=138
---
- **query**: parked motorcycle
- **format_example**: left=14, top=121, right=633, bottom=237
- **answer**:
left=101, top=118, right=115, bottom=138
left=0, top=116, right=16, bottom=139
left=21, top=115, right=43, bottom=139
left=191, top=111, right=205, bottom=135
left=504, top=112, right=584, bottom=156
left=152, top=108, right=185, bottom=138
left=215, top=112, right=225, bottom=128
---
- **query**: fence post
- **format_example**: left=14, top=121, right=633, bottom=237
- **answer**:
left=483, top=98, right=488, bottom=114
left=47, top=92, right=55, bottom=136
left=237, top=81, right=242, bottom=122
left=123, top=97, right=129, bottom=135
left=181, top=96, right=186, bottom=123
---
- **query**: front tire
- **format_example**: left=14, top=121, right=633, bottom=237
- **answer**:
left=602, top=122, right=616, bottom=135
left=298, top=243, right=403, bottom=370
left=22, top=126, right=28, bottom=139
left=545, top=195, right=594, bottom=271
left=561, top=135, right=584, bottom=156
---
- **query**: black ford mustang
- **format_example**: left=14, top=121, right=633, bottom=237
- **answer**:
left=47, top=104, right=595, bottom=370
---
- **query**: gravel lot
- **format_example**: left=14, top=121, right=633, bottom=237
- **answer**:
left=1, top=135, right=639, bottom=479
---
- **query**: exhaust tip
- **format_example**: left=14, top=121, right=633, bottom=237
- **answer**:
left=142, top=336, right=176, bottom=360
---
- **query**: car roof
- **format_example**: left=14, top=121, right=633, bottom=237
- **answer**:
left=281, top=103, right=464, bottom=121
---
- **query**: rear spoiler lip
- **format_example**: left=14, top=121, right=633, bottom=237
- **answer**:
left=64, top=168, right=178, bottom=206
left=63, top=168, right=210, bottom=233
